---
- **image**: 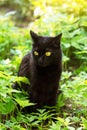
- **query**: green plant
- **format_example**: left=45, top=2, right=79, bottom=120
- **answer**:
left=0, top=71, right=33, bottom=123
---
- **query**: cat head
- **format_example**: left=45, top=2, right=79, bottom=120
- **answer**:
left=30, top=30, right=62, bottom=67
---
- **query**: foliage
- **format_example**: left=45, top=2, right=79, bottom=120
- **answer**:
left=0, top=71, right=32, bottom=115
left=0, top=0, right=87, bottom=129
left=0, top=17, right=32, bottom=74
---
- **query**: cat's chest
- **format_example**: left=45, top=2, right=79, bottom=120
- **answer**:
left=32, top=71, right=51, bottom=85
left=31, top=67, right=58, bottom=91
left=33, top=66, right=57, bottom=81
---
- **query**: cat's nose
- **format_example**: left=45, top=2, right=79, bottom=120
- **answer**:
left=38, top=58, right=43, bottom=66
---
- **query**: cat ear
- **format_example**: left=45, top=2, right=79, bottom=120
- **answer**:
left=53, top=33, right=62, bottom=47
left=30, top=30, right=39, bottom=42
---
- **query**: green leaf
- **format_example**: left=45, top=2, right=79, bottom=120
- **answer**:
left=0, top=98, right=16, bottom=114
left=13, top=76, right=30, bottom=85
left=14, top=98, right=34, bottom=108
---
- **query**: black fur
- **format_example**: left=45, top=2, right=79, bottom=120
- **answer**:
left=16, top=31, right=62, bottom=111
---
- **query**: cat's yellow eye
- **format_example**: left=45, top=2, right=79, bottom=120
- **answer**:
left=45, top=52, right=51, bottom=56
left=34, top=51, right=39, bottom=56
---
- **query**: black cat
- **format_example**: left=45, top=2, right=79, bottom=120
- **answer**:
left=16, top=30, right=62, bottom=111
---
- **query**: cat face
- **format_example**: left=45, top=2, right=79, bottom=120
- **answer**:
left=30, top=30, right=62, bottom=67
